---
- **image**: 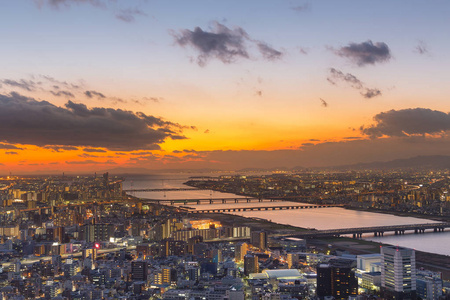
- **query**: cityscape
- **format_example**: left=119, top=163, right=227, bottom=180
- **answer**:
left=1, top=1, right=450, bottom=300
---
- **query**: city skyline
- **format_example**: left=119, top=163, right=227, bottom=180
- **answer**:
left=1, top=1, right=450, bottom=173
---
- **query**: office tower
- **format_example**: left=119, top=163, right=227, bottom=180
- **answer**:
left=317, top=261, right=358, bottom=300
left=251, top=231, right=267, bottom=250
left=244, top=254, right=259, bottom=275
left=131, top=260, right=148, bottom=281
left=381, top=246, right=416, bottom=300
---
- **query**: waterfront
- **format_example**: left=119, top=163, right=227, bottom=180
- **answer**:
left=123, top=174, right=449, bottom=256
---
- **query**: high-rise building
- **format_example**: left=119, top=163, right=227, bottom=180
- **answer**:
left=381, top=246, right=416, bottom=300
left=316, top=261, right=358, bottom=300
left=235, top=242, right=248, bottom=263
left=244, top=254, right=259, bottom=275
left=131, top=260, right=148, bottom=281
left=251, top=231, right=267, bottom=250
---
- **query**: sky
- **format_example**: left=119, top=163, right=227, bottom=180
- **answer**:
left=0, top=0, right=449, bottom=174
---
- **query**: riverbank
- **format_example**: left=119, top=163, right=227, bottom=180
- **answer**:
left=347, top=206, right=450, bottom=223
left=197, top=211, right=450, bottom=280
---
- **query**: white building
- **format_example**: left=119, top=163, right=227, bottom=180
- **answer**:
left=381, top=246, right=416, bottom=299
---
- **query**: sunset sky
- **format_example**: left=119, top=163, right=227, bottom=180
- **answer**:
left=0, top=1, right=449, bottom=173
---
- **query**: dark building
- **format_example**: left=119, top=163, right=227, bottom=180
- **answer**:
left=317, top=261, right=358, bottom=300
left=159, top=238, right=186, bottom=257
left=131, top=260, right=148, bottom=281
left=250, top=231, right=267, bottom=250
left=244, top=254, right=259, bottom=276
left=80, top=223, right=114, bottom=242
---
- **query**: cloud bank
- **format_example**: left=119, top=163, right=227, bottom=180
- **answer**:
left=0, top=92, right=189, bottom=151
left=361, top=108, right=450, bottom=138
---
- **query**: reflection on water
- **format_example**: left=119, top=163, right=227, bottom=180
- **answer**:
left=123, top=174, right=447, bottom=256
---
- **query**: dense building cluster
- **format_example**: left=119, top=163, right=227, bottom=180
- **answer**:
left=0, top=174, right=448, bottom=299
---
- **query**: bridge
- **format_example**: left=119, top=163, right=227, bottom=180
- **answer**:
left=124, top=188, right=207, bottom=192
left=141, top=197, right=282, bottom=205
left=286, top=222, right=450, bottom=239
left=188, top=204, right=344, bottom=214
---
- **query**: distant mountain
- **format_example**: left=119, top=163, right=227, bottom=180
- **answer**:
left=327, top=155, right=450, bottom=171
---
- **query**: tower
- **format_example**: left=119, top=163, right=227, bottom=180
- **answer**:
left=381, top=246, right=416, bottom=300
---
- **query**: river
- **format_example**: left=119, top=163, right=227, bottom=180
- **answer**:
left=123, top=174, right=450, bottom=256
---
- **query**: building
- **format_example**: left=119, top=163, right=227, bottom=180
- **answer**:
left=251, top=231, right=267, bottom=250
left=235, top=242, right=248, bottom=263
left=131, top=260, right=148, bottom=281
left=155, top=267, right=171, bottom=285
left=316, top=261, right=358, bottom=300
left=416, top=270, right=442, bottom=300
left=381, top=246, right=416, bottom=300
left=244, top=254, right=259, bottom=275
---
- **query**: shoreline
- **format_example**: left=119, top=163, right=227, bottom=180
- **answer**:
left=195, top=211, right=450, bottom=280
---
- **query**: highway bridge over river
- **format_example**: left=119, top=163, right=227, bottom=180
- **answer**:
left=141, top=197, right=282, bottom=205
left=284, top=222, right=450, bottom=239
left=187, top=204, right=344, bottom=214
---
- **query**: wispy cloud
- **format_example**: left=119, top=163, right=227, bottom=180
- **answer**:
left=291, top=3, right=311, bottom=12
left=327, top=68, right=382, bottom=99
left=115, top=8, right=147, bottom=23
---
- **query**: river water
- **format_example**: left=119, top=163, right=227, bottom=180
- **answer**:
left=123, top=174, right=450, bottom=256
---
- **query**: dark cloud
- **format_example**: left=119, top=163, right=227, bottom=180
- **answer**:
left=84, top=90, right=106, bottom=99
left=83, top=148, right=106, bottom=153
left=328, top=68, right=382, bottom=99
left=79, top=153, right=98, bottom=158
left=256, top=42, right=283, bottom=61
left=115, top=8, right=147, bottom=23
left=45, top=145, right=79, bottom=152
left=361, top=108, right=450, bottom=138
left=361, top=88, right=381, bottom=99
left=172, top=22, right=282, bottom=66
left=1, top=79, right=37, bottom=91
left=335, top=40, right=391, bottom=66
left=51, top=90, right=75, bottom=97
left=302, top=143, right=314, bottom=146
left=204, top=129, right=210, bottom=134
left=172, top=22, right=250, bottom=66
left=5, top=151, right=18, bottom=155
left=0, top=144, right=23, bottom=150
left=291, top=3, right=311, bottom=12
left=66, top=159, right=116, bottom=165
left=320, top=98, right=328, bottom=107
left=0, top=92, right=189, bottom=151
